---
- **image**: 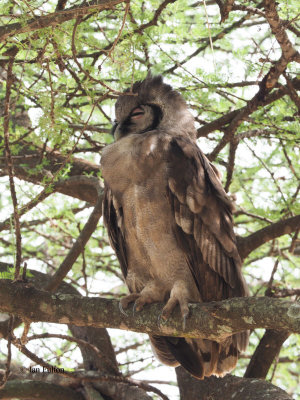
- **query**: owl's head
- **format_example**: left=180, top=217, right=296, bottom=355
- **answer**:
left=112, top=75, right=196, bottom=141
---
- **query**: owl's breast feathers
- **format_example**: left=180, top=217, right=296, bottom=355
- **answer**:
left=102, top=132, right=198, bottom=294
left=101, top=130, right=169, bottom=189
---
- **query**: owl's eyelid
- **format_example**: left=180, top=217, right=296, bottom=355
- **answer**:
left=131, top=106, right=145, bottom=118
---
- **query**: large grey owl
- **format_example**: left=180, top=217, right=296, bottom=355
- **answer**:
left=101, top=75, right=249, bottom=379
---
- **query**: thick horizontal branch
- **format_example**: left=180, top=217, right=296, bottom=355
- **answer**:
left=0, top=280, right=299, bottom=340
left=0, top=380, right=84, bottom=400
left=238, top=214, right=300, bottom=259
left=0, top=0, right=124, bottom=42
left=176, top=368, right=293, bottom=400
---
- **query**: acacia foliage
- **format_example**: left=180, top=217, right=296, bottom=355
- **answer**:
left=0, top=1, right=299, bottom=399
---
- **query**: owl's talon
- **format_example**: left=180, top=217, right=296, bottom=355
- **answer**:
left=119, top=301, right=128, bottom=316
left=181, top=304, right=190, bottom=330
left=119, top=293, right=140, bottom=317
left=161, top=296, right=177, bottom=321
left=133, top=302, right=138, bottom=316
left=133, top=298, right=146, bottom=314
left=182, top=313, right=187, bottom=331
left=157, top=312, right=164, bottom=328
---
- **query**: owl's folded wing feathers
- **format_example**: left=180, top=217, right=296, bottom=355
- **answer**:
left=167, top=136, right=248, bottom=304
left=103, top=187, right=128, bottom=279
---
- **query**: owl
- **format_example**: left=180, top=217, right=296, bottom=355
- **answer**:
left=101, top=75, right=249, bottom=379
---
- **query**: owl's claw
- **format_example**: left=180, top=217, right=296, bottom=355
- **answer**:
left=181, top=304, right=190, bottom=330
left=119, top=293, right=140, bottom=316
left=159, top=293, right=190, bottom=330
left=119, top=301, right=128, bottom=317
left=157, top=312, right=163, bottom=327
left=133, top=297, right=148, bottom=314
left=133, top=302, right=138, bottom=317
left=182, top=310, right=189, bottom=331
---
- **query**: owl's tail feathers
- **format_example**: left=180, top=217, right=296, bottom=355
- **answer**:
left=149, top=335, right=205, bottom=378
left=149, top=332, right=249, bottom=379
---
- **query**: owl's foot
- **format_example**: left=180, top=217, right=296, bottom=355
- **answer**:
left=119, top=284, right=164, bottom=316
left=160, top=281, right=190, bottom=330
left=119, top=292, right=157, bottom=316
left=133, top=292, right=159, bottom=313
left=161, top=297, right=190, bottom=330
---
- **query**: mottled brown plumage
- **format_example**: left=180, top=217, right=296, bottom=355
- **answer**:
left=101, top=75, right=249, bottom=379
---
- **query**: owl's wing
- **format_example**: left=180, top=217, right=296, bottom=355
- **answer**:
left=167, top=136, right=248, bottom=302
left=158, top=136, right=249, bottom=378
left=103, top=186, right=128, bottom=279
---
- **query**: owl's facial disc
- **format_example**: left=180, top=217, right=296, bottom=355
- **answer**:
left=113, top=104, right=162, bottom=140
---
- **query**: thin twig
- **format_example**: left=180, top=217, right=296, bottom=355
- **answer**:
left=12, top=340, right=169, bottom=399
left=265, top=258, right=279, bottom=296
left=71, top=17, right=126, bottom=94
left=45, top=178, right=103, bottom=293
left=20, top=321, right=31, bottom=345
left=3, top=52, right=22, bottom=280
left=27, top=332, right=119, bottom=373
left=289, top=229, right=299, bottom=254
left=244, top=139, right=289, bottom=209
left=108, top=1, right=130, bottom=59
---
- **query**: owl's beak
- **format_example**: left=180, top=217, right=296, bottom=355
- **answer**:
left=131, top=107, right=144, bottom=120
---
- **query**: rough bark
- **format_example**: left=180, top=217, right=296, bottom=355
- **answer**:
left=0, top=380, right=85, bottom=400
left=0, top=279, right=299, bottom=339
left=93, top=381, right=154, bottom=400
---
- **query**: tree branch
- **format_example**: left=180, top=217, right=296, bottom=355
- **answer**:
left=215, top=0, right=235, bottom=23
left=0, top=280, right=299, bottom=339
left=0, top=0, right=125, bottom=43
left=237, top=215, right=300, bottom=259
left=0, top=380, right=85, bottom=400
left=3, top=52, right=22, bottom=278
left=263, top=0, right=299, bottom=63
left=176, top=368, right=292, bottom=400
left=197, top=78, right=300, bottom=141
left=45, top=182, right=103, bottom=292
left=244, top=329, right=290, bottom=379
left=0, top=142, right=101, bottom=203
